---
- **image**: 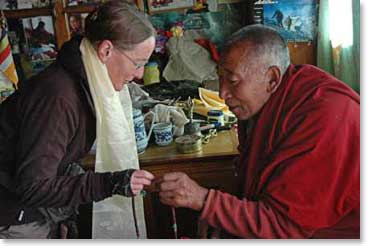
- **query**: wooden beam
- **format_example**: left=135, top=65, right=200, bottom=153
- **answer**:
left=3, top=8, right=53, bottom=19
left=53, top=0, right=69, bottom=49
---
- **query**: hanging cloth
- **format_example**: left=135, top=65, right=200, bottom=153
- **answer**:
left=0, top=11, right=18, bottom=88
left=80, top=38, right=146, bottom=238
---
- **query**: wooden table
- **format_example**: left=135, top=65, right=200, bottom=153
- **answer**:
left=81, top=129, right=239, bottom=239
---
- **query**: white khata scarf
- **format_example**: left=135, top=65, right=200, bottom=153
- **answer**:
left=80, top=38, right=146, bottom=238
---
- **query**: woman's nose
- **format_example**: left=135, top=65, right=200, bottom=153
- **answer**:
left=133, top=66, right=145, bottom=80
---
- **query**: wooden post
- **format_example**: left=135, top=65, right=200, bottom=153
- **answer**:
left=53, top=0, right=69, bottom=49
left=136, top=0, right=145, bottom=11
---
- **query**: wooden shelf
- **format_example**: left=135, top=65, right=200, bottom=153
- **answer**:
left=139, top=128, right=239, bottom=166
left=3, top=0, right=141, bottom=50
left=2, top=0, right=162, bottom=52
left=82, top=129, right=239, bottom=170
left=3, top=8, right=53, bottom=19
left=63, top=4, right=97, bottom=14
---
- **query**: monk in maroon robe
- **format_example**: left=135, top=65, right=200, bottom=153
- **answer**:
left=158, top=24, right=360, bottom=238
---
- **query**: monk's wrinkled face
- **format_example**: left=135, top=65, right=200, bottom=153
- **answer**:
left=218, top=42, right=273, bottom=120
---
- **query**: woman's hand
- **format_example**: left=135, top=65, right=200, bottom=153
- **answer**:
left=130, top=170, right=155, bottom=195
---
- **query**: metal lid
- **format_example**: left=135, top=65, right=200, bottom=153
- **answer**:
left=207, top=110, right=223, bottom=116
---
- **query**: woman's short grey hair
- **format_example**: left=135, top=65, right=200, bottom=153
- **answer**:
left=85, top=0, right=156, bottom=51
left=223, top=24, right=290, bottom=75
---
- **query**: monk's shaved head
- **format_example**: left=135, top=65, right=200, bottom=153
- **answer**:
left=221, top=24, right=290, bottom=75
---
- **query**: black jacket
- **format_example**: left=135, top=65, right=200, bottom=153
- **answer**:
left=0, top=36, right=113, bottom=225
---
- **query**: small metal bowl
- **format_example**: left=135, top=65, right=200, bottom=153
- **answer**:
left=175, top=135, right=202, bottom=154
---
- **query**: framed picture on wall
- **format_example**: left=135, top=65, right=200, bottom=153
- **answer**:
left=260, top=0, right=317, bottom=42
left=0, top=0, right=18, bottom=10
left=67, top=13, right=88, bottom=38
left=22, top=0, right=55, bottom=8
left=147, top=0, right=194, bottom=14
left=0, top=0, right=54, bottom=10
left=67, top=0, right=100, bottom=6
left=22, top=16, right=57, bottom=61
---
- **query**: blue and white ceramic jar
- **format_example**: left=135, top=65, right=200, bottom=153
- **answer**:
left=153, top=122, right=173, bottom=146
left=133, top=108, right=155, bottom=154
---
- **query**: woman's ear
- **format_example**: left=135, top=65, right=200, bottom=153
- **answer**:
left=97, top=40, right=114, bottom=63
left=265, top=66, right=282, bottom=94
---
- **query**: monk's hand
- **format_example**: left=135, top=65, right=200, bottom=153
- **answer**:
left=111, top=169, right=154, bottom=197
left=159, top=172, right=208, bottom=211
left=130, top=170, right=155, bottom=195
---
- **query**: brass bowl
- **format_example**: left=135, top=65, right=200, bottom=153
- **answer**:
left=175, top=135, right=202, bottom=154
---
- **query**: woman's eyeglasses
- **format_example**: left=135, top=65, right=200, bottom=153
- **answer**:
left=117, top=49, right=147, bottom=70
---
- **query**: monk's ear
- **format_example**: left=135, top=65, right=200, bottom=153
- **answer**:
left=265, top=66, right=282, bottom=94
left=97, top=40, right=113, bottom=64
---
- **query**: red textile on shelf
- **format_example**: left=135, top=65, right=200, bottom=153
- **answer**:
left=194, top=39, right=219, bottom=63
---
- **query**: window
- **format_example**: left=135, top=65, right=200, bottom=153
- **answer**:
left=328, top=0, right=353, bottom=47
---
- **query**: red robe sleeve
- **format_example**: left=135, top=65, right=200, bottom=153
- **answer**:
left=200, top=189, right=313, bottom=238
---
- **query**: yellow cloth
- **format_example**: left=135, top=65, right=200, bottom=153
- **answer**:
left=193, top=87, right=234, bottom=118
left=80, top=38, right=146, bottom=238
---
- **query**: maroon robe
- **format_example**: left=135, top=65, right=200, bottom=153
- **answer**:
left=200, top=64, right=360, bottom=238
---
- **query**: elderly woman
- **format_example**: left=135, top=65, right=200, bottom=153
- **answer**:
left=0, top=0, right=155, bottom=239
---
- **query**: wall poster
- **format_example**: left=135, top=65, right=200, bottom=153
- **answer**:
left=255, top=0, right=317, bottom=42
